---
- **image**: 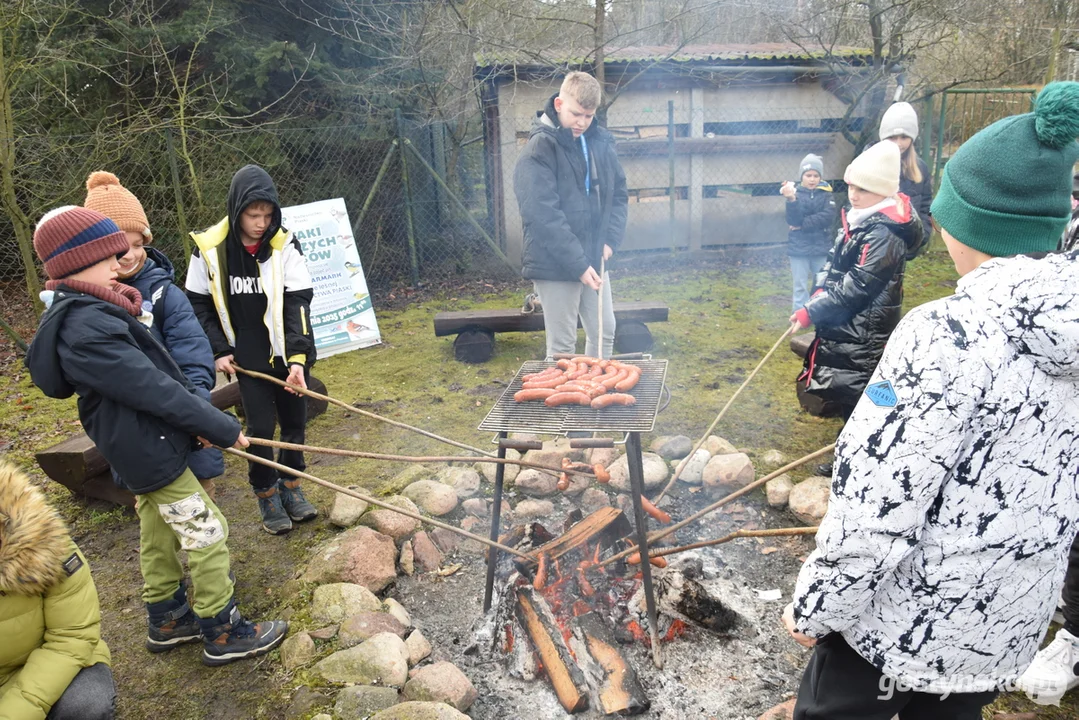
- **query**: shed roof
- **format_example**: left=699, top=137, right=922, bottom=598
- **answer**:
left=475, top=43, right=874, bottom=69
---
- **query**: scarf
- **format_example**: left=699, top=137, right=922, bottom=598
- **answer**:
left=47, top=279, right=143, bottom=317
left=846, top=197, right=897, bottom=232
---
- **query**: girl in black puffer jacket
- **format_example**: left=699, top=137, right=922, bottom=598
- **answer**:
left=791, top=142, right=923, bottom=415
left=879, top=102, right=933, bottom=255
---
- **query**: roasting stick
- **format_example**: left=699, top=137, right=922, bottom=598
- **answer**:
left=596, top=257, right=606, bottom=360
left=653, top=323, right=800, bottom=503
left=599, top=443, right=835, bottom=569
left=224, top=447, right=531, bottom=560
left=233, top=366, right=496, bottom=459
left=635, top=526, right=819, bottom=563
left=246, top=437, right=597, bottom=479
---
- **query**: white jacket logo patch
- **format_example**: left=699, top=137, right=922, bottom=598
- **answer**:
left=865, top=380, right=897, bottom=407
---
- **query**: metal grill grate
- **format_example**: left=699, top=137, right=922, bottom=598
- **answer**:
left=478, top=360, right=668, bottom=434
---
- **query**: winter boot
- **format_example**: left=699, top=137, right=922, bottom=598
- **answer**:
left=198, top=597, right=288, bottom=666
left=815, top=463, right=834, bottom=477
left=255, top=486, right=293, bottom=535
left=1017, top=627, right=1079, bottom=705
left=146, top=581, right=202, bottom=653
left=278, top=478, right=318, bottom=522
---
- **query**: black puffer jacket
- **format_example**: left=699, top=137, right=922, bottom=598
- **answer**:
left=785, top=183, right=837, bottom=256
left=900, top=156, right=933, bottom=256
left=25, top=289, right=240, bottom=494
left=799, top=195, right=923, bottom=409
left=514, top=94, right=629, bottom=281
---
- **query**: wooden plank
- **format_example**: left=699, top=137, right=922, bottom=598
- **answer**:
left=790, top=332, right=815, bottom=359
left=572, top=612, right=650, bottom=715
left=516, top=587, right=590, bottom=713
left=433, top=302, right=670, bottom=337
left=520, top=507, right=631, bottom=570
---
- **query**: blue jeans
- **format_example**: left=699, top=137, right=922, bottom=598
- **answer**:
left=790, top=254, right=828, bottom=311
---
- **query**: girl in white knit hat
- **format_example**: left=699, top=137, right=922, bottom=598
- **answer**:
left=879, top=101, right=933, bottom=249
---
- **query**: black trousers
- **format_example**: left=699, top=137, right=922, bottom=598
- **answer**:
left=794, top=633, right=997, bottom=720
left=1063, top=531, right=1079, bottom=635
left=237, top=367, right=308, bottom=491
left=47, top=663, right=115, bottom=720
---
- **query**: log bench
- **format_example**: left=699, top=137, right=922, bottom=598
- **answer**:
left=434, top=301, right=669, bottom=363
left=35, top=376, right=329, bottom=506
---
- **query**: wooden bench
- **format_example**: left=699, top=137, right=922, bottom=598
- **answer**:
left=434, top=301, right=669, bottom=363
left=35, top=377, right=329, bottom=506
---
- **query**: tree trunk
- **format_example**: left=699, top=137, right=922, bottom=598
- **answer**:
left=594, top=0, right=607, bottom=125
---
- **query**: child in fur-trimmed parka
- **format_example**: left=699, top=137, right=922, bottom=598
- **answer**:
left=781, top=82, right=1079, bottom=720
left=790, top=141, right=923, bottom=417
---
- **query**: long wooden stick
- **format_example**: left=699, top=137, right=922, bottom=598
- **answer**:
left=233, top=366, right=496, bottom=458
left=246, top=437, right=595, bottom=478
left=632, top=526, right=818, bottom=563
left=224, top=447, right=531, bottom=560
left=600, top=443, right=835, bottom=568
left=653, top=323, right=799, bottom=503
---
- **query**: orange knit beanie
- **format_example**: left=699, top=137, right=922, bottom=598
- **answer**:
left=83, top=171, right=152, bottom=243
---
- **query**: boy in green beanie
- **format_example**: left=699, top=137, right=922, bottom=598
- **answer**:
left=778, top=81, right=1079, bottom=719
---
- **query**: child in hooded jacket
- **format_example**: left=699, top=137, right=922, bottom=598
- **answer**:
left=878, top=101, right=933, bottom=252
left=81, top=171, right=224, bottom=494
left=790, top=141, right=923, bottom=418
left=781, top=153, right=837, bottom=311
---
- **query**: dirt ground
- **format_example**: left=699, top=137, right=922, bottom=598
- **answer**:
left=1, top=245, right=1075, bottom=719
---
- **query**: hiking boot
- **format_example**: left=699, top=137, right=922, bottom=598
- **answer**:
left=815, top=463, right=834, bottom=477
left=255, top=486, right=293, bottom=535
left=198, top=597, right=288, bottom=667
left=146, top=582, right=202, bottom=653
left=278, top=478, right=318, bottom=522
left=521, top=292, right=542, bottom=314
left=1017, top=627, right=1079, bottom=705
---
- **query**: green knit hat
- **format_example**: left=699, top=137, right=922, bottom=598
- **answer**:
left=931, top=81, right=1079, bottom=256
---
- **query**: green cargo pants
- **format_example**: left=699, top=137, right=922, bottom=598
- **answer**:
left=136, top=468, right=234, bottom=618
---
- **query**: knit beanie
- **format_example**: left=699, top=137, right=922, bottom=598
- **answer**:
left=83, top=171, right=152, bottom=243
left=33, top=206, right=129, bottom=280
left=844, top=141, right=900, bottom=197
left=879, top=102, right=920, bottom=141
left=930, top=82, right=1079, bottom=256
left=799, top=153, right=824, bottom=179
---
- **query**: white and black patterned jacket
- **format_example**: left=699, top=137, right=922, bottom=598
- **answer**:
left=793, top=250, right=1079, bottom=693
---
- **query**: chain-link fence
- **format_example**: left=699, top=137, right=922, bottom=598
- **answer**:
left=0, top=114, right=510, bottom=344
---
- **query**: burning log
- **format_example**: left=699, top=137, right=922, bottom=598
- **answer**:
left=515, top=586, right=590, bottom=713
left=570, top=612, right=651, bottom=716
left=650, top=570, right=745, bottom=635
left=519, top=507, right=631, bottom=573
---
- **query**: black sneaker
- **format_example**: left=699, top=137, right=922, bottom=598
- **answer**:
left=255, top=486, right=293, bottom=535
left=198, top=598, right=288, bottom=667
left=816, top=463, right=834, bottom=477
left=146, top=582, right=202, bottom=653
left=278, top=478, right=318, bottom=522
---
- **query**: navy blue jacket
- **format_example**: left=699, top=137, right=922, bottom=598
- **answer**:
left=785, top=183, right=837, bottom=257
left=122, top=247, right=223, bottom=480
left=25, top=288, right=240, bottom=495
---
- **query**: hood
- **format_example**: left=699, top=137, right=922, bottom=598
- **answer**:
left=958, top=251, right=1079, bottom=378
left=0, top=462, right=70, bottom=595
left=124, top=246, right=175, bottom=295
left=226, top=164, right=282, bottom=250
left=530, top=93, right=606, bottom=145
left=24, top=291, right=87, bottom=400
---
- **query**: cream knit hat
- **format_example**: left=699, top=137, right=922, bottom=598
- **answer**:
left=83, top=171, right=152, bottom=243
left=844, top=142, right=901, bottom=197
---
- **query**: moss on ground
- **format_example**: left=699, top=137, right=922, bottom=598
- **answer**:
left=1, top=245, right=1075, bottom=718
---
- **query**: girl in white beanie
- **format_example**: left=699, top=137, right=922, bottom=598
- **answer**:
left=879, top=102, right=933, bottom=249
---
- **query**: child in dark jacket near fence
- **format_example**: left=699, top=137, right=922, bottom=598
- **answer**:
left=879, top=101, right=933, bottom=253
left=790, top=141, right=923, bottom=419
left=81, top=171, right=225, bottom=496
left=781, top=153, right=837, bottom=311
left=25, top=207, right=288, bottom=667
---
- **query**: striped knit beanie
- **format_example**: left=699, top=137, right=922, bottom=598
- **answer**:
left=33, top=206, right=129, bottom=280
left=83, top=171, right=152, bottom=243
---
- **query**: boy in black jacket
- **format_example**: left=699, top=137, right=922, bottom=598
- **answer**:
left=781, top=153, right=837, bottom=311
left=186, top=165, right=318, bottom=535
left=26, top=207, right=288, bottom=666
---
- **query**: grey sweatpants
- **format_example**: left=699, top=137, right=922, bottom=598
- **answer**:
left=533, top=274, right=615, bottom=359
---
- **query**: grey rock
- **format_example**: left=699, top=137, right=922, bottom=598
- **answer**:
left=411, top=531, right=442, bottom=572
left=370, top=702, right=470, bottom=720
left=428, top=528, right=460, bottom=555
left=702, top=453, right=755, bottom=494
left=311, top=583, right=382, bottom=625
left=436, top=466, right=481, bottom=499
left=402, top=480, right=459, bottom=516
left=313, top=632, right=410, bottom=686
left=382, top=465, right=439, bottom=495
left=405, top=629, right=432, bottom=666
left=399, top=540, right=415, bottom=576
left=588, top=446, right=621, bottom=468
left=475, top=450, right=520, bottom=484
left=766, top=474, right=795, bottom=508
left=579, top=487, right=611, bottom=512
left=333, top=686, right=400, bottom=720
left=280, top=631, right=316, bottom=670
left=303, top=526, right=397, bottom=592
left=514, top=499, right=555, bottom=518
left=285, top=686, right=330, bottom=720
left=329, top=487, right=369, bottom=528
left=360, top=495, right=422, bottom=542
left=402, top=661, right=479, bottom=711
left=789, top=476, right=832, bottom=525
left=760, top=449, right=787, bottom=468
left=703, top=435, right=738, bottom=456
left=339, top=611, right=408, bottom=648
left=651, top=435, right=693, bottom=460
left=461, top=498, right=487, bottom=517
left=383, top=597, right=412, bottom=628
left=674, top=448, right=711, bottom=485
left=608, top=452, right=670, bottom=492
left=514, top=468, right=558, bottom=497
left=308, top=625, right=337, bottom=640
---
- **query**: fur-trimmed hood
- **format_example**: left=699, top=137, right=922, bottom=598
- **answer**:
left=0, top=462, right=70, bottom=595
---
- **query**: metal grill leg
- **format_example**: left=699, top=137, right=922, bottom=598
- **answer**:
left=483, top=431, right=508, bottom=613
left=626, top=432, right=663, bottom=668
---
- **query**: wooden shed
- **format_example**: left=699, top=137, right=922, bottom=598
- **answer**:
left=477, top=44, right=879, bottom=265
